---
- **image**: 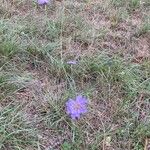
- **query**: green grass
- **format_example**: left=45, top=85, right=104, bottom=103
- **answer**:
left=0, top=104, right=38, bottom=150
left=0, top=0, right=150, bottom=149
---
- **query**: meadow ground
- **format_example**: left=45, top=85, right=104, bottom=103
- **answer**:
left=0, top=0, right=150, bottom=149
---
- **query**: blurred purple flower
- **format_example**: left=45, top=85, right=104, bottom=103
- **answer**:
left=67, top=60, right=77, bottom=65
left=66, top=95, right=88, bottom=119
left=37, top=0, right=49, bottom=5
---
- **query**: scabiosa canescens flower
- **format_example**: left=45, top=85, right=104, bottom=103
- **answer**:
left=66, top=95, right=88, bottom=119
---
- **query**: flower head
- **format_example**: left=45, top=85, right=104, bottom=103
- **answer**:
left=37, top=0, right=49, bottom=5
left=67, top=60, right=77, bottom=65
left=66, top=95, right=88, bottom=119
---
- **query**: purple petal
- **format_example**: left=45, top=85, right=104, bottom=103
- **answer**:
left=76, top=95, right=88, bottom=104
left=80, top=107, right=87, bottom=113
left=66, top=99, right=74, bottom=107
left=67, top=60, right=77, bottom=65
left=66, top=99, right=75, bottom=114
left=71, top=114, right=77, bottom=120
left=71, top=113, right=80, bottom=119
left=37, top=0, right=49, bottom=5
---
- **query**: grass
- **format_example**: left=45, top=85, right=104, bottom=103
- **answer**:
left=0, top=104, right=38, bottom=150
left=0, top=0, right=150, bottom=149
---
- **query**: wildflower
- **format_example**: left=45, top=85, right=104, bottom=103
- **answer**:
left=37, top=0, right=49, bottom=5
left=67, top=60, right=77, bottom=65
left=66, top=95, right=88, bottom=119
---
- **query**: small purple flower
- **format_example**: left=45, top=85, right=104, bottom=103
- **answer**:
left=37, top=0, right=49, bottom=5
left=66, top=95, right=88, bottom=119
left=67, top=60, right=77, bottom=65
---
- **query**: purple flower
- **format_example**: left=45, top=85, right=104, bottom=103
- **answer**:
left=67, top=60, right=77, bottom=65
left=37, top=0, right=49, bottom=5
left=66, top=95, right=88, bottom=119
